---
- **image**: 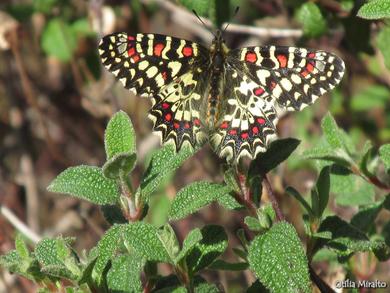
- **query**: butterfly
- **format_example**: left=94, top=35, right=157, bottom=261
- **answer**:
left=98, top=30, right=345, bottom=163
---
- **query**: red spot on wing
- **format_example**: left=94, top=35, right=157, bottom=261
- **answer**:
left=174, top=122, right=180, bottom=129
left=182, top=46, right=193, bottom=57
left=154, top=43, right=164, bottom=56
left=127, top=47, right=135, bottom=57
left=257, top=118, right=266, bottom=125
left=277, top=54, right=287, bottom=68
left=220, top=121, right=229, bottom=129
left=132, top=55, right=140, bottom=63
left=306, top=61, right=315, bottom=73
left=184, top=122, right=190, bottom=129
left=229, top=129, right=237, bottom=135
left=241, top=132, right=249, bottom=139
left=127, top=35, right=135, bottom=41
left=194, top=118, right=201, bottom=126
left=245, top=52, right=257, bottom=63
left=162, top=102, right=169, bottom=109
left=252, top=126, right=259, bottom=134
left=254, top=87, right=265, bottom=96
left=270, top=81, right=277, bottom=90
left=165, top=113, right=172, bottom=121
left=307, top=52, right=316, bottom=58
left=162, top=71, right=168, bottom=80
left=300, top=70, right=309, bottom=77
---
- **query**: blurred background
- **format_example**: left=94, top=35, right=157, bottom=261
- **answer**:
left=0, top=0, right=389, bottom=291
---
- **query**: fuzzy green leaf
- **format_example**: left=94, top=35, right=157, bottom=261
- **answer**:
left=245, top=216, right=262, bottom=232
left=248, top=221, right=310, bottom=293
left=378, top=26, right=390, bottom=70
left=35, top=238, right=79, bottom=280
left=296, top=2, right=327, bottom=38
left=169, top=181, right=233, bottom=220
left=158, top=224, right=180, bottom=262
left=102, top=153, right=137, bottom=179
left=104, top=111, right=136, bottom=159
left=41, top=18, right=77, bottom=62
left=322, top=113, right=349, bottom=151
left=379, top=144, right=390, bottom=171
left=141, top=144, right=195, bottom=199
left=208, top=259, right=248, bottom=271
left=357, top=0, right=390, bottom=19
left=93, top=225, right=124, bottom=284
left=286, top=186, right=313, bottom=216
left=48, top=166, right=119, bottom=205
left=316, top=166, right=330, bottom=217
left=175, top=228, right=203, bottom=264
left=15, top=234, right=29, bottom=259
left=123, top=222, right=172, bottom=263
left=314, top=216, right=383, bottom=256
left=106, top=254, right=144, bottom=293
left=249, top=138, right=300, bottom=176
left=331, top=168, right=375, bottom=206
left=186, top=225, right=228, bottom=275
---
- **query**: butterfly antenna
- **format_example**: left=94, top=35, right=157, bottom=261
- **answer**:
left=192, top=10, right=216, bottom=37
left=223, top=6, right=240, bottom=33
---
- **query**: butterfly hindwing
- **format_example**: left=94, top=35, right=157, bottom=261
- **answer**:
left=210, top=66, right=279, bottom=162
left=149, top=71, right=208, bottom=150
left=99, top=32, right=208, bottom=97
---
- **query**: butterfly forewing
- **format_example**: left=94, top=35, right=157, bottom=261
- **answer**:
left=98, top=33, right=209, bottom=97
left=227, top=46, right=345, bottom=113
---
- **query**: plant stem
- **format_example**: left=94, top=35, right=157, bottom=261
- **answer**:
left=262, top=175, right=284, bottom=221
left=309, top=265, right=336, bottom=293
left=233, top=172, right=257, bottom=217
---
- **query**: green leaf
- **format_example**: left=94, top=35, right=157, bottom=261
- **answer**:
left=48, top=166, right=119, bottom=205
left=248, top=221, right=310, bottom=293
left=351, top=195, right=390, bottom=233
left=296, top=2, right=327, bottom=38
left=123, top=222, right=172, bottom=263
left=208, top=259, right=248, bottom=271
left=245, top=216, right=262, bottom=232
left=35, top=238, right=79, bottom=280
left=314, top=216, right=380, bottom=256
left=315, top=166, right=330, bottom=217
left=223, top=168, right=240, bottom=193
left=169, top=181, right=232, bottom=220
left=186, top=225, right=228, bottom=275
left=379, top=144, right=390, bottom=171
left=141, top=144, right=195, bottom=200
left=175, top=228, right=203, bottom=264
left=194, top=282, right=220, bottom=293
left=286, top=186, right=313, bottom=216
left=351, top=85, right=390, bottom=111
left=158, top=224, right=180, bottom=262
left=249, top=138, right=300, bottom=176
left=71, top=18, right=95, bottom=37
left=93, top=225, right=124, bottom=284
left=41, top=18, right=77, bottom=62
left=357, top=0, right=390, bottom=19
left=179, top=0, right=209, bottom=17
left=302, top=142, right=353, bottom=167
left=102, top=153, right=137, bottom=179
left=331, top=167, right=375, bottom=206
left=321, top=113, right=349, bottom=152
left=378, top=26, right=390, bottom=70
left=15, top=234, right=29, bottom=259
left=106, top=254, right=144, bottom=293
left=104, top=111, right=136, bottom=159
left=33, top=0, right=58, bottom=13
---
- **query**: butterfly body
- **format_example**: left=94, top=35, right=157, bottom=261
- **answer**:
left=99, top=31, right=345, bottom=163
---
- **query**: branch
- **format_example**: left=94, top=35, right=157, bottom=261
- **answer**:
left=309, top=265, right=336, bottom=293
left=0, top=205, right=42, bottom=244
left=262, top=175, right=284, bottom=221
